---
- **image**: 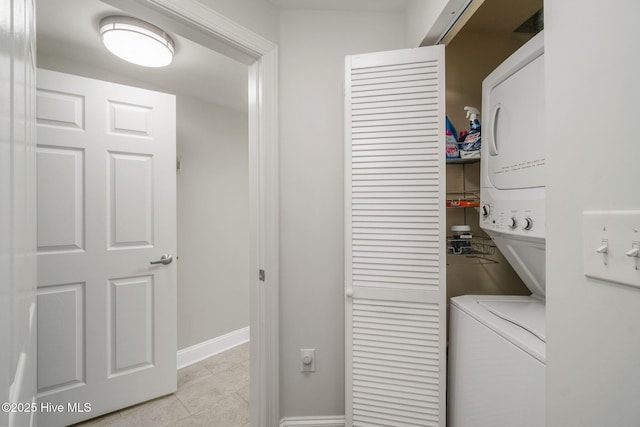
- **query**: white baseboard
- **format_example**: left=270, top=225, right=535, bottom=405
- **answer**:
left=177, top=326, right=249, bottom=369
left=279, top=416, right=346, bottom=427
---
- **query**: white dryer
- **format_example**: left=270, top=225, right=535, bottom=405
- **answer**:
left=448, top=31, right=546, bottom=427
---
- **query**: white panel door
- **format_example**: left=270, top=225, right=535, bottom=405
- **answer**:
left=345, top=46, right=446, bottom=426
left=36, top=69, right=177, bottom=426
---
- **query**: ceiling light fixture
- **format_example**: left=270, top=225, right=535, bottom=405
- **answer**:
left=99, top=16, right=175, bottom=67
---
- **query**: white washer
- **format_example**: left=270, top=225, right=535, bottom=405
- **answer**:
left=448, top=295, right=545, bottom=427
left=448, top=31, right=546, bottom=427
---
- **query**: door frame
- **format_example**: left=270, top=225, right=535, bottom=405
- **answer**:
left=102, top=1, right=279, bottom=425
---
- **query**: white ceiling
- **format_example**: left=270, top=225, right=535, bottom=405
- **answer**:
left=268, top=0, right=407, bottom=12
left=36, top=0, right=409, bottom=113
left=36, top=0, right=249, bottom=112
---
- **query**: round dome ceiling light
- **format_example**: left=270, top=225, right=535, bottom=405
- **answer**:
left=99, top=16, right=175, bottom=67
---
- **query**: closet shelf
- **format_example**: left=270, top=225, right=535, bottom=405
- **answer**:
left=447, top=236, right=498, bottom=264
left=446, top=200, right=480, bottom=208
left=446, top=157, right=480, bottom=165
left=446, top=191, right=480, bottom=208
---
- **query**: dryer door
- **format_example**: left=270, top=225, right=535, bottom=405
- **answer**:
left=482, top=33, right=545, bottom=190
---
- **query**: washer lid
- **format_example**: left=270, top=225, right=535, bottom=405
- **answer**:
left=479, top=299, right=546, bottom=342
left=451, top=295, right=546, bottom=363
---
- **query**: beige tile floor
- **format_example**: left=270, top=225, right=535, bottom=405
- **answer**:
left=70, top=343, right=249, bottom=427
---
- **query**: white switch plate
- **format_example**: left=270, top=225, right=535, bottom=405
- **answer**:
left=583, top=211, right=640, bottom=288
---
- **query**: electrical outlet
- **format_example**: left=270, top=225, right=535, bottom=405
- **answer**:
left=300, top=349, right=315, bottom=373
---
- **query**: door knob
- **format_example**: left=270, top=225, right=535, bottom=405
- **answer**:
left=150, top=254, right=173, bottom=265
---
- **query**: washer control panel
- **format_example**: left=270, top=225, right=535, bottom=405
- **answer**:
left=480, top=192, right=545, bottom=240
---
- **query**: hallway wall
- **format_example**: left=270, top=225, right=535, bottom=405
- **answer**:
left=278, top=8, right=405, bottom=417
left=545, top=0, right=640, bottom=425
left=176, top=96, right=249, bottom=349
left=1, top=2, right=38, bottom=425
left=405, top=0, right=449, bottom=47
left=197, top=0, right=279, bottom=44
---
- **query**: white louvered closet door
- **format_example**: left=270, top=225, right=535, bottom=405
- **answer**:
left=345, top=46, right=446, bottom=427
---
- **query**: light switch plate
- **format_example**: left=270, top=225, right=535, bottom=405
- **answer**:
left=583, top=211, right=640, bottom=288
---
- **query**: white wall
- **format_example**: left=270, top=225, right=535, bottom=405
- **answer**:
left=279, top=8, right=405, bottom=417
left=197, top=0, right=280, bottom=43
left=405, top=0, right=449, bottom=47
left=1, top=1, right=37, bottom=425
left=177, top=96, right=249, bottom=349
left=545, top=0, right=640, bottom=425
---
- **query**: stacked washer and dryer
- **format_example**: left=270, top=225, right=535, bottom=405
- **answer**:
left=448, top=31, right=546, bottom=426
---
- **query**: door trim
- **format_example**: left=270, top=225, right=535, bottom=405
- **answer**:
left=103, top=1, right=279, bottom=425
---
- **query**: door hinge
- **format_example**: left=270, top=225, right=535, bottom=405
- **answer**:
left=259, top=269, right=265, bottom=282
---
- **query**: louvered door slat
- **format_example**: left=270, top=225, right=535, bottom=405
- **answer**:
left=352, top=66, right=438, bottom=78
left=354, top=110, right=438, bottom=122
left=345, top=45, right=446, bottom=427
left=352, top=93, right=439, bottom=106
left=353, top=215, right=438, bottom=222
left=352, top=167, right=438, bottom=177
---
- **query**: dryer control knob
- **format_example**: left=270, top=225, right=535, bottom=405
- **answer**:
left=481, top=205, right=490, bottom=217
left=508, top=217, right=518, bottom=229
left=523, top=217, right=534, bottom=230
